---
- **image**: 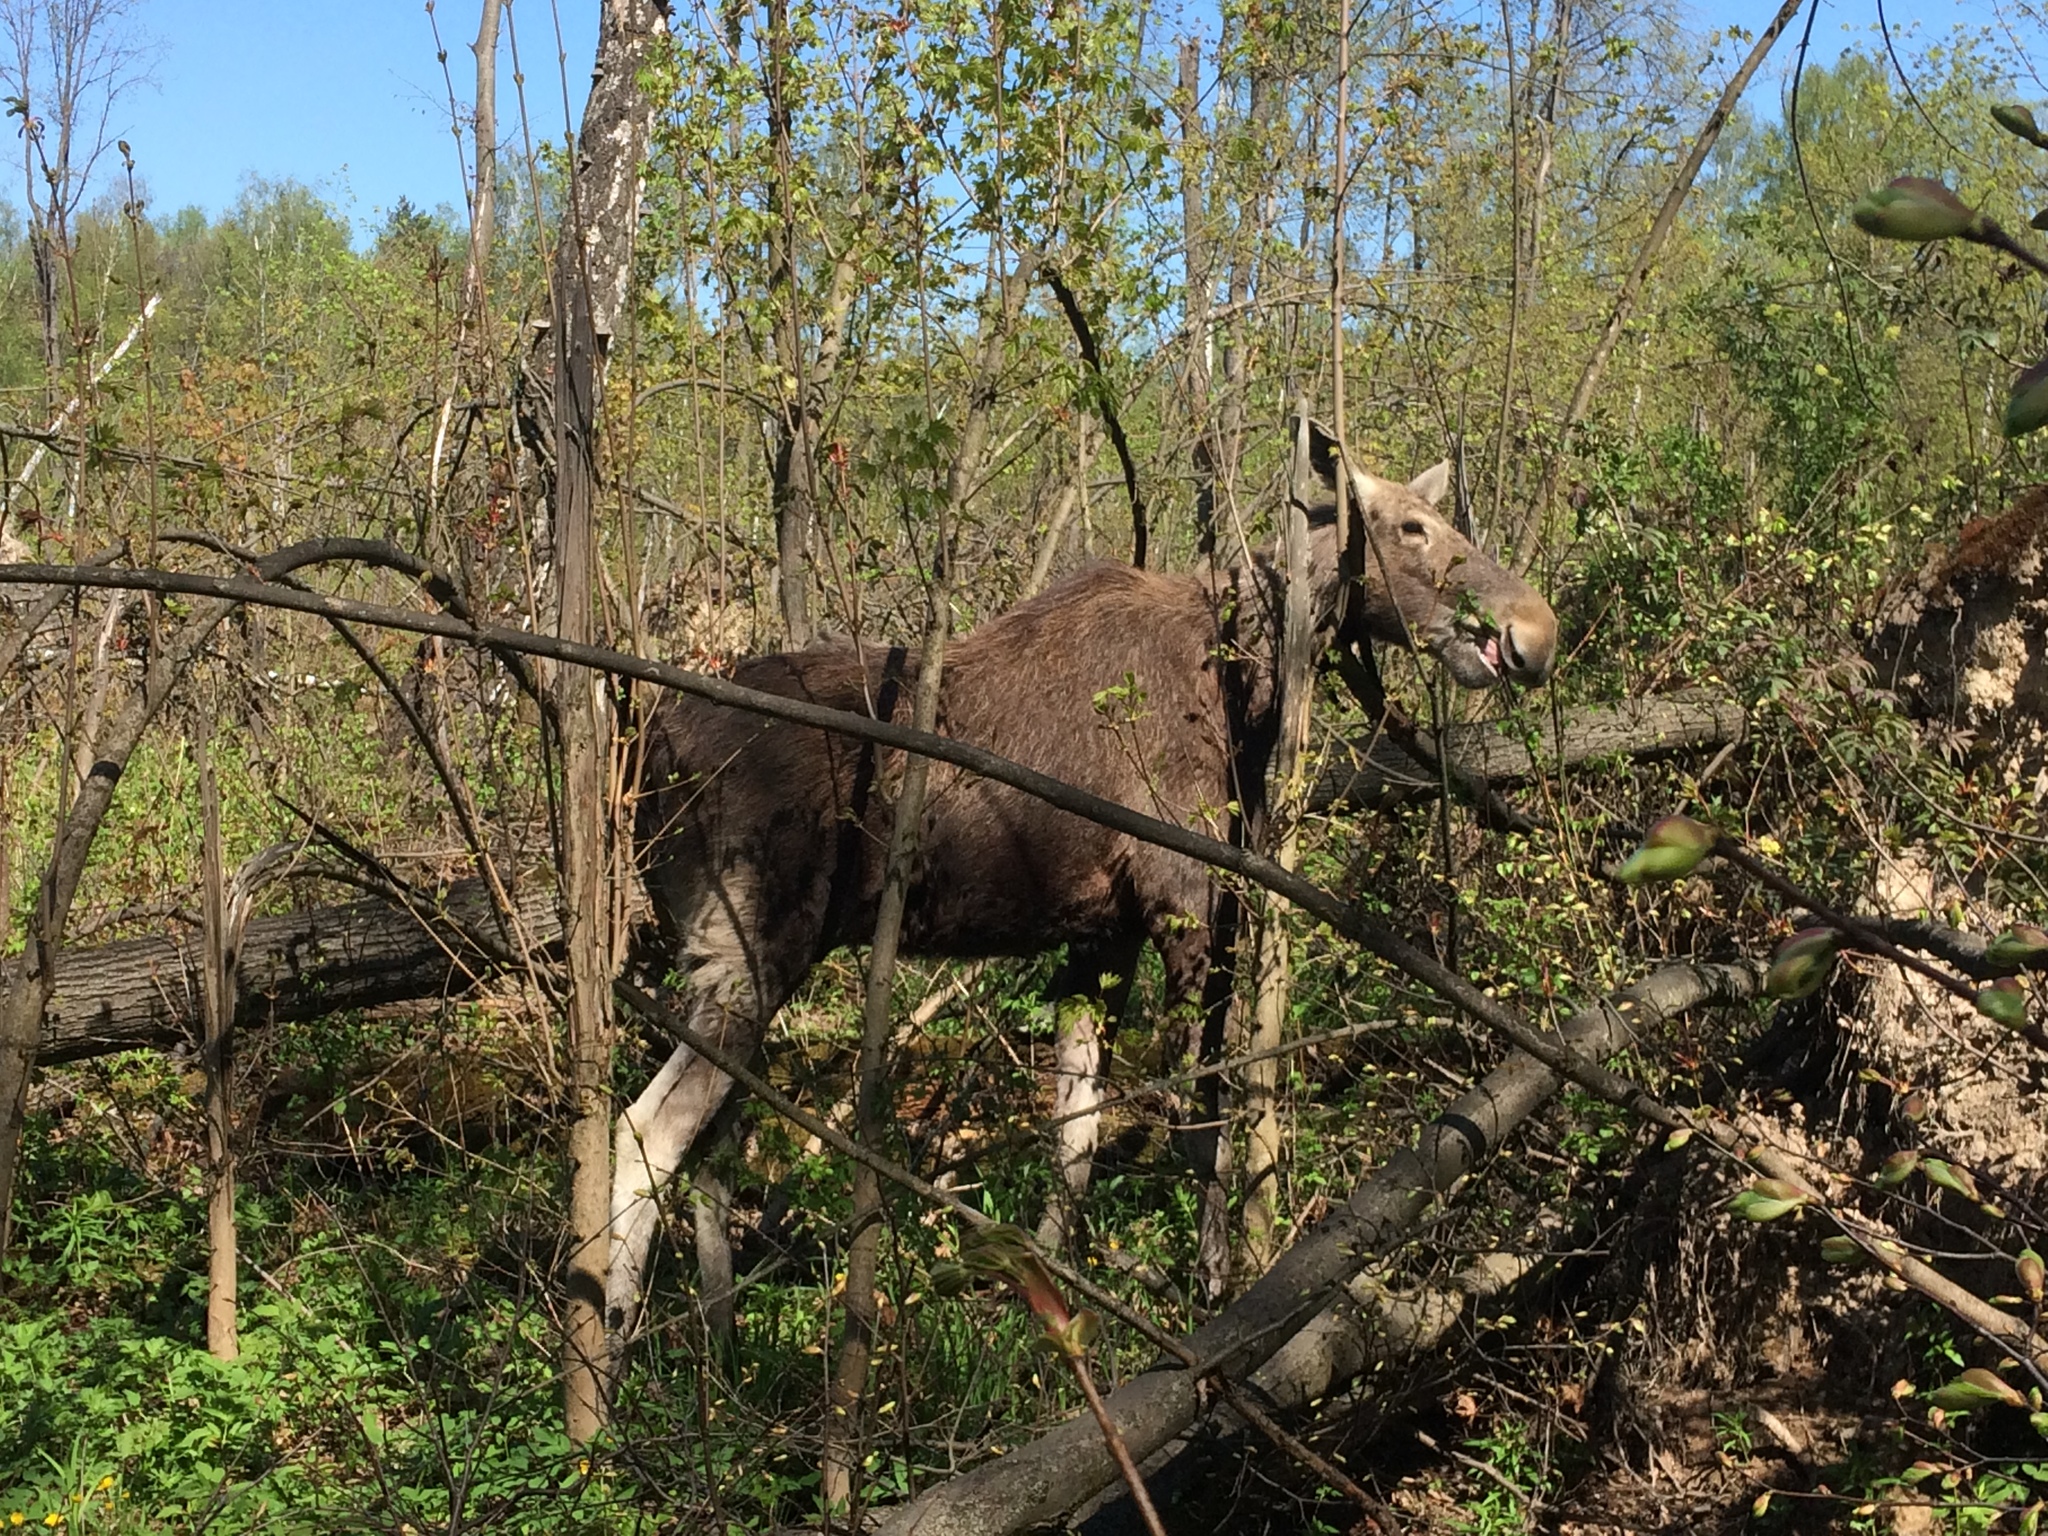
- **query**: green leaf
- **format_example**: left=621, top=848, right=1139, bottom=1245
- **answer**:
left=1820, top=1235, right=1866, bottom=1264
left=1930, top=1368, right=2027, bottom=1411
left=1875, top=1150, right=1921, bottom=1188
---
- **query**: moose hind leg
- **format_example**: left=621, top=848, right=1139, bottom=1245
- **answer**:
left=681, top=1091, right=747, bottom=1351
left=691, top=1164, right=736, bottom=1347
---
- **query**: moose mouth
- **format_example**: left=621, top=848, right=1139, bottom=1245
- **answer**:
left=1436, top=623, right=1509, bottom=690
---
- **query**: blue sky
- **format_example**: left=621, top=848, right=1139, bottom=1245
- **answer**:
left=105, top=1, right=596, bottom=235
left=26, top=0, right=2042, bottom=241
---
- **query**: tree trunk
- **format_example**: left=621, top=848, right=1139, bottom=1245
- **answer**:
left=1309, top=688, right=1745, bottom=813
left=1487, top=0, right=1525, bottom=533
left=1215, top=47, right=1277, bottom=503
left=1178, top=40, right=1217, bottom=558
left=552, top=195, right=613, bottom=1451
left=765, top=0, right=814, bottom=646
left=30, top=223, right=59, bottom=416
left=1024, top=414, right=1096, bottom=597
left=1241, top=408, right=1320, bottom=1273
left=1511, top=0, right=1806, bottom=570
left=197, top=740, right=238, bottom=1361
left=821, top=556, right=949, bottom=1527
left=463, top=0, right=502, bottom=324
left=545, top=0, right=671, bottom=1444
left=22, top=876, right=560, bottom=1063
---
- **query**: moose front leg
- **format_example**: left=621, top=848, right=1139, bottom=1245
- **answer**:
left=605, top=974, right=769, bottom=1374
left=1034, top=936, right=1141, bottom=1256
left=607, top=1036, right=734, bottom=1357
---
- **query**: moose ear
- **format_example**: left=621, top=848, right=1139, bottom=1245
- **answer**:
left=1407, top=460, right=1452, bottom=507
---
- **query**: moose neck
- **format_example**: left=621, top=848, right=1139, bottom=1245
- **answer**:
left=1216, top=506, right=1352, bottom=662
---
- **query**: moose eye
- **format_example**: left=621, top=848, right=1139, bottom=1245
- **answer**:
left=1401, top=518, right=1427, bottom=537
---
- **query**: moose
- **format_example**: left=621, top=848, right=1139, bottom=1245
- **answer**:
left=610, top=428, right=1557, bottom=1349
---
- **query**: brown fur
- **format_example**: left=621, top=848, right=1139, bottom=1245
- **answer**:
left=638, top=560, right=1248, bottom=993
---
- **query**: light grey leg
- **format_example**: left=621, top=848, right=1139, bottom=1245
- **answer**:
left=1035, top=994, right=1103, bottom=1253
left=691, top=1162, right=736, bottom=1347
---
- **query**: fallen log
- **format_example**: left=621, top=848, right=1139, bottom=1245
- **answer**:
left=1310, top=687, right=1744, bottom=812
left=873, top=957, right=1768, bottom=1536
left=30, top=879, right=559, bottom=1063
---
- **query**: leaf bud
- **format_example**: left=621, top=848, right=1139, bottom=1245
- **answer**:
left=2019, top=1249, right=2046, bottom=1304
left=1993, top=103, right=2048, bottom=145
left=1614, top=814, right=1716, bottom=885
left=2007, top=359, right=2048, bottom=439
left=1975, top=978, right=2028, bottom=1029
left=1851, top=176, right=1982, bottom=243
left=1765, top=927, right=1840, bottom=1000
left=1986, top=924, right=2048, bottom=968
left=1923, top=1159, right=1981, bottom=1201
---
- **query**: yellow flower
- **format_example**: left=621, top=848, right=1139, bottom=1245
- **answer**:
left=93, top=1480, right=111, bottom=1493
left=1756, top=835, right=1783, bottom=857
left=10, top=1513, right=25, bottom=1526
left=41, top=1514, right=61, bottom=1528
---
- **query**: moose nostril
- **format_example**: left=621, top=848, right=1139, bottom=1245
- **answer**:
left=1503, top=622, right=1551, bottom=682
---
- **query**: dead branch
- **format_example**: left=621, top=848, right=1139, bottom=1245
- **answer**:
left=1310, top=688, right=1745, bottom=813
left=871, top=958, right=1767, bottom=1536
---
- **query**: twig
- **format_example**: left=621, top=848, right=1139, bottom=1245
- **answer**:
left=1072, top=1358, right=1168, bottom=1536
left=1712, top=836, right=1980, bottom=1005
left=1, top=294, right=161, bottom=536
left=1043, top=267, right=1147, bottom=568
